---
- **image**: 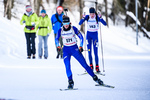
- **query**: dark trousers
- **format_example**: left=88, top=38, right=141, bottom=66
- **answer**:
left=25, top=33, right=36, bottom=56
left=54, top=34, right=63, bottom=56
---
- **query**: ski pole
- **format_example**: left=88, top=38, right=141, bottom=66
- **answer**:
left=64, top=8, right=68, bottom=16
left=98, top=12, right=105, bottom=72
left=84, top=49, right=90, bottom=51
left=83, top=12, right=87, bottom=60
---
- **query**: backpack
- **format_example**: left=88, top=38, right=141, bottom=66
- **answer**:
left=54, top=14, right=63, bottom=26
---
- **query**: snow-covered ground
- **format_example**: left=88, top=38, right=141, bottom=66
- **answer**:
left=0, top=0, right=150, bottom=100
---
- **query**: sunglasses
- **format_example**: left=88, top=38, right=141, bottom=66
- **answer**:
left=63, top=22, right=70, bottom=25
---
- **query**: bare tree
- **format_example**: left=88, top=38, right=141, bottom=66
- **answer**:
left=46, top=0, right=50, bottom=4
left=112, top=0, right=116, bottom=25
left=7, top=0, right=12, bottom=19
left=3, top=0, right=8, bottom=17
left=57, top=0, right=64, bottom=6
left=34, top=0, right=46, bottom=16
left=34, top=0, right=40, bottom=16
left=104, top=0, right=108, bottom=27
left=28, top=0, right=33, bottom=7
left=145, top=0, right=150, bottom=27
left=54, top=0, right=57, bottom=4
left=3, top=0, right=14, bottom=20
left=125, top=0, right=130, bottom=27
left=79, top=0, right=84, bottom=33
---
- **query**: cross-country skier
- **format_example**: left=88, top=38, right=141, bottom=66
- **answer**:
left=51, top=6, right=64, bottom=59
left=36, top=9, right=52, bottom=59
left=20, top=5, right=39, bottom=59
left=79, top=7, right=107, bottom=72
left=55, top=15, right=103, bottom=89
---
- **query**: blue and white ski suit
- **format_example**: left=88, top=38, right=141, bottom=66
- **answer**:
left=79, top=15, right=107, bottom=66
left=55, top=26, right=95, bottom=80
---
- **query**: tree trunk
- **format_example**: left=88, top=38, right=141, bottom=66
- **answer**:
left=34, top=0, right=41, bottom=16
left=56, top=0, right=64, bottom=6
left=7, top=0, right=12, bottom=20
left=3, top=0, right=8, bottom=17
left=28, top=0, right=33, bottom=8
left=54, top=0, right=57, bottom=4
left=46, top=0, right=50, bottom=4
left=145, top=0, right=150, bottom=27
left=112, top=0, right=116, bottom=25
left=60, top=0, right=64, bottom=6
left=79, top=0, right=84, bottom=33
left=125, top=0, right=130, bottom=27
left=140, top=0, right=145, bottom=27
left=104, top=0, right=108, bottom=27
left=4, top=0, right=14, bottom=20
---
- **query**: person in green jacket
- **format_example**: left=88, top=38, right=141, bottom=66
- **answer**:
left=20, top=5, right=39, bottom=59
left=36, top=9, right=52, bottom=59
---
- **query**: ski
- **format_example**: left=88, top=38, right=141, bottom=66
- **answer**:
left=78, top=72, right=105, bottom=76
left=60, top=88, right=78, bottom=91
left=95, top=84, right=115, bottom=88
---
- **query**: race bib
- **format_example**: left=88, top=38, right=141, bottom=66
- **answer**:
left=61, top=28, right=77, bottom=46
left=87, top=16, right=99, bottom=32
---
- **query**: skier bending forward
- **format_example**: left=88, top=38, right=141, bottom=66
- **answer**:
left=55, top=15, right=103, bottom=89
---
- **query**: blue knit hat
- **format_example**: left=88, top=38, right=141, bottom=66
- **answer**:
left=41, top=9, right=46, bottom=14
left=89, top=7, right=95, bottom=13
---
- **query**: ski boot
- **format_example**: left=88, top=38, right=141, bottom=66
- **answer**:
left=96, top=65, right=100, bottom=73
left=68, top=80, right=74, bottom=89
left=93, top=75, right=103, bottom=85
left=90, top=64, right=93, bottom=71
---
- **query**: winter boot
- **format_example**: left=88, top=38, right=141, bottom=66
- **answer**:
left=27, top=56, right=31, bottom=59
left=68, top=80, right=74, bottom=89
left=39, top=56, right=42, bottom=59
left=90, top=64, right=93, bottom=71
left=56, top=53, right=59, bottom=59
left=93, top=75, right=103, bottom=85
left=32, top=55, right=36, bottom=59
left=61, top=54, right=63, bottom=59
left=96, top=65, right=100, bottom=73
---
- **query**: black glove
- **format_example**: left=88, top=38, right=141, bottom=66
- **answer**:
left=57, top=46, right=61, bottom=52
left=79, top=46, right=83, bottom=53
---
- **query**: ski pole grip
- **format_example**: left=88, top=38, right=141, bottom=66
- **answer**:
left=98, top=12, right=102, bottom=18
left=84, top=12, right=86, bottom=15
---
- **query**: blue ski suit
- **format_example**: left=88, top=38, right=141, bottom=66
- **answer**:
left=55, top=25, right=95, bottom=80
left=79, top=15, right=107, bottom=66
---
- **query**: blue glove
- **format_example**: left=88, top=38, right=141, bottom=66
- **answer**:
left=23, top=21, right=26, bottom=23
